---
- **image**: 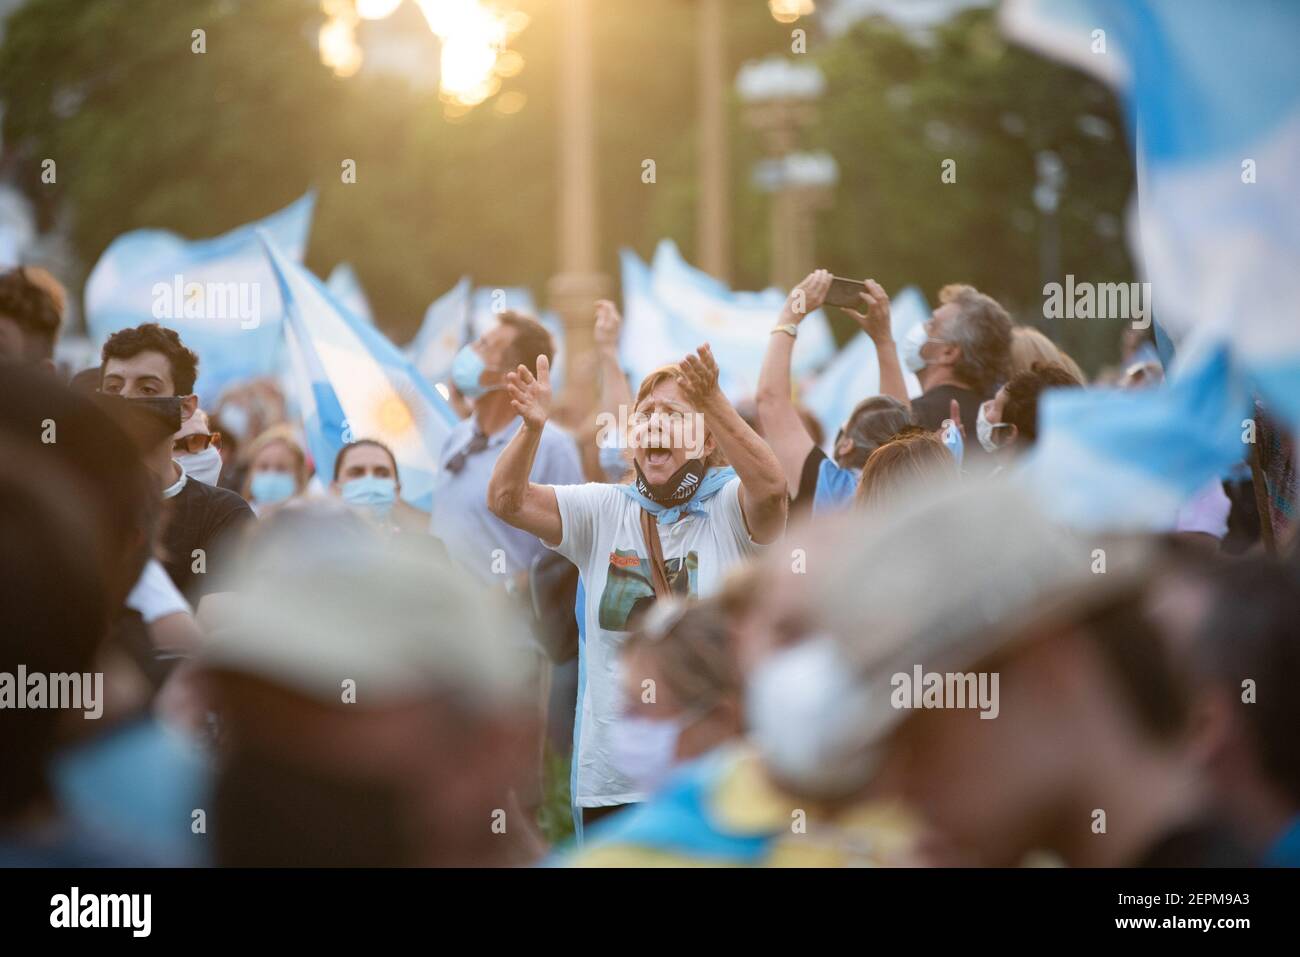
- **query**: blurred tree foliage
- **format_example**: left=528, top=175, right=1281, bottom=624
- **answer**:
left=0, top=0, right=1134, bottom=372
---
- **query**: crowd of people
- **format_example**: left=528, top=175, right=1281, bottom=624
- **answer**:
left=1, top=259, right=1297, bottom=868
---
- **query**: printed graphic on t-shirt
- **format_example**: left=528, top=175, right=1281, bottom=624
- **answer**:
left=597, top=548, right=699, bottom=631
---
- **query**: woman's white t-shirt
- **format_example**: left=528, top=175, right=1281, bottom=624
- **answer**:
left=546, top=477, right=762, bottom=807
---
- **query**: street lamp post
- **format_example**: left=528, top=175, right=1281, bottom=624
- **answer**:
left=737, top=57, right=837, bottom=290
left=697, top=0, right=730, bottom=283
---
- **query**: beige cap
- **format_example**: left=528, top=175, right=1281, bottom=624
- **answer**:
left=200, top=507, right=534, bottom=707
left=799, top=476, right=1154, bottom=736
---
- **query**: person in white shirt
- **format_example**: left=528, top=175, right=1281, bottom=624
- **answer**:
left=487, top=342, right=787, bottom=825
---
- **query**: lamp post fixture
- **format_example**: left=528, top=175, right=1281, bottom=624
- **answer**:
left=737, top=57, right=837, bottom=290
left=696, top=0, right=730, bottom=283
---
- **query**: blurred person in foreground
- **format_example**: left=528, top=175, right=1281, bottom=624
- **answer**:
left=608, top=600, right=743, bottom=796
left=1152, top=553, right=1300, bottom=866
left=757, top=270, right=912, bottom=515
left=489, top=343, right=787, bottom=825
left=790, top=480, right=1252, bottom=866
left=199, top=505, right=541, bottom=866
left=99, top=322, right=255, bottom=601
left=563, top=555, right=921, bottom=867
left=0, top=369, right=208, bottom=866
left=0, top=265, right=64, bottom=372
left=239, top=425, right=309, bottom=516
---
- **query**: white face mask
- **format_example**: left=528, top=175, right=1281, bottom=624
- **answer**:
left=610, top=713, right=693, bottom=794
left=746, top=635, right=878, bottom=800
left=898, top=322, right=931, bottom=374
left=976, top=401, right=1012, bottom=454
left=177, top=445, right=223, bottom=486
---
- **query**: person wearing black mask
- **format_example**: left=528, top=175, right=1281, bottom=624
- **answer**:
left=487, top=343, right=786, bottom=827
left=99, top=323, right=254, bottom=602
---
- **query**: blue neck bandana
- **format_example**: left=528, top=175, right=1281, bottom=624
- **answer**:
left=617, top=466, right=737, bottom=525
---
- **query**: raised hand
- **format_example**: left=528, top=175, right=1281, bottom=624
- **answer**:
left=676, top=344, right=722, bottom=406
left=506, top=354, right=552, bottom=431
left=782, top=269, right=832, bottom=323
left=594, top=299, right=622, bottom=355
left=845, top=278, right=893, bottom=344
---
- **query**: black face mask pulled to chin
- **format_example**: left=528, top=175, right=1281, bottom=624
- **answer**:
left=633, top=457, right=707, bottom=507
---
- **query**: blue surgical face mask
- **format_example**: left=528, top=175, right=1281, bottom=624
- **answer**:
left=341, top=476, right=397, bottom=519
left=250, top=470, right=296, bottom=505
left=450, top=345, right=500, bottom=400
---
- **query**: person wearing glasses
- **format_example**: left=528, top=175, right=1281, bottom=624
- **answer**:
left=99, top=322, right=254, bottom=601
left=430, top=311, right=583, bottom=587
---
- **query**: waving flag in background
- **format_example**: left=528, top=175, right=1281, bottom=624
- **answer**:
left=407, top=276, right=471, bottom=383
left=620, top=241, right=835, bottom=400
left=326, top=262, right=375, bottom=327
left=469, top=285, right=537, bottom=339
left=1003, top=0, right=1300, bottom=528
left=803, top=286, right=927, bottom=441
left=84, top=194, right=315, bottom=405
left=260, top=233, right=458, bottom=512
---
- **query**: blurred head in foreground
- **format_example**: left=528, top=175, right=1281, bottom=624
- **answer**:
left=200, top=505, right=538, bottom=866
left=743, top=480, right=1246, bottom=866
left=0, top=266, right=65, bottom=371
left=613, top=599, right=743, bottom=793
left=1155, top=551, right=1300, bottom=864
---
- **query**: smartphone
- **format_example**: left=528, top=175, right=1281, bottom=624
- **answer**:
left=825, top=276, right=867, bottom=309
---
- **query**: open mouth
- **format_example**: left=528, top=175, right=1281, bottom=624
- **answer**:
left=645, top=446, right=673, bottom=468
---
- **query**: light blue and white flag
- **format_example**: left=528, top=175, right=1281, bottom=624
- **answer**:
left=259, top=233, right=459, bottom=512
left=619, top=242, right=836, bottom=399
left=407, top=276, right=471, bottom=383
left=539, top=309, right=567, bottom=394
left=84, top=194, right=315, bottom=405
left=1025, top=343, right=1250, bottom=529
left=470, top=285, right=537, bottom=340
left=1004, top=0, right=1300, bottom=424
left=326, top=262, right=375, bottom=327
left=1003, top=0, right=1298, bottom=528
left=803, top=285, right=927, bottom=439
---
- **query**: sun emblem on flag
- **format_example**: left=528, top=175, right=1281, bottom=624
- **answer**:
left=370, top=380, right=423, bottom=441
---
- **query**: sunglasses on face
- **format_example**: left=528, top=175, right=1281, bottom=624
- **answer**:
left=174, top=432, right=222, bottom=455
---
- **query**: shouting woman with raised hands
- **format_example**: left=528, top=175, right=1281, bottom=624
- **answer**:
left=487, top=344, right=787, bottom=825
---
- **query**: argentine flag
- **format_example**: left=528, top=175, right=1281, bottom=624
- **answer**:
left=802, top=286, right=927, bottom=441
left=470, top=285, right=537, bottom=340
left=408, top=276, right=472, bottom=383
left=1004, top=0, right=1300, bottom=528
left=326, top=263, right=375, bottom=327
left=85, top=194, right=314, bottom=405
left=259, top=233, right=458, bottom=512
left=619, top=242, right=835, bottom=400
